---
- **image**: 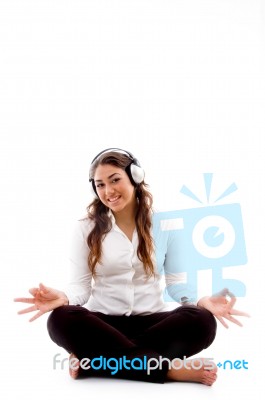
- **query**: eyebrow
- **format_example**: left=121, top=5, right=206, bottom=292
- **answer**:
left=94, top=173, right=121, bottom=183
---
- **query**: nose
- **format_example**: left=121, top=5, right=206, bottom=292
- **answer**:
left=104, top=183, right=115, bottom=196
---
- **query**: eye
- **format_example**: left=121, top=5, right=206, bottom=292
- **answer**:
left=112, top=178, right=120, bottom=183
left=96, top=183, right=104, bottom=188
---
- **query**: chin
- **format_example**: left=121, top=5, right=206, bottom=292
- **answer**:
left=109, top=205, right=124, bottom=212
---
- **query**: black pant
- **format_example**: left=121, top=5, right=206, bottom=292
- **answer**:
left=47, top=305, right=217, bottom=383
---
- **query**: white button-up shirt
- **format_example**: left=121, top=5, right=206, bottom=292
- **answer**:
left=64, top=213, right=196, bottom=316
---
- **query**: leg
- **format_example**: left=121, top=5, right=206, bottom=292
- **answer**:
left=132, top=305, right=218, bottom=385
left=47, top=306, right=168, bottom=383
left=99, top=305, right=218, bottom=385
left=47, top=305, right=135, bottom=358
left=133, top=305, right=217, bottom=359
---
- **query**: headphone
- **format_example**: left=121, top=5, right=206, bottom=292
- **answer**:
left=89, top=148, right=145, bottom=197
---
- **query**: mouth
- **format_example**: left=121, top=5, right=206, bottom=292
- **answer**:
left=108, top=196, right=121, bottom=204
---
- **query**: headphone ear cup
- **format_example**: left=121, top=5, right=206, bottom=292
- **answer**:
left=130, top=163, right=145, bottom=184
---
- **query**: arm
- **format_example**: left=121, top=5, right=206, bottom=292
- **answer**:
left=63, top=219, right=92, bottom=306
left=162, top=228, right=197, bottom=305
left=163, top=229, right=250, bottom=327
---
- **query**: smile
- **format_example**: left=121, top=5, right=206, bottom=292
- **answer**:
left=108, top=196, right=121, bottom=203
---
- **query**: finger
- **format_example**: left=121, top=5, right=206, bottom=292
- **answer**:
left=17, top=305, right=37, bottom=315
left=39, top=283, right=49, bottom=293
left=215, top=315, right=229, bottom=329
left=225, top=314, right=243, bottom=327
left=227, top=296, right=236, bottom=308
left=29, top=288, right=39, bottom=296
left=229, top=309, right=251, bottom=317
left=226, top=290, right=235, bottom=298
left=29, top=310, right=44, bottom=322
left=213, top=288, right=229, bottom=297
left=14, top=297, right=35, bottom=304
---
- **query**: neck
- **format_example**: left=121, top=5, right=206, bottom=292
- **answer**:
left=113, top=208, right=136, bottom=226
left=112, top=206, right=137, bottom=242
left=112, top=200, right=138, bottom=226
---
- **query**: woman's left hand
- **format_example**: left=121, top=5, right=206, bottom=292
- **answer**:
left=197, top=288, right=250, bottom=328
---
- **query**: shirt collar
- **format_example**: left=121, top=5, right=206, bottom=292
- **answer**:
left=108, top=209, right=116, bottom=226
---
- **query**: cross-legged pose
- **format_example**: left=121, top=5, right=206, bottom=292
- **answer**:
left=15, top=148, right=249, bottom=385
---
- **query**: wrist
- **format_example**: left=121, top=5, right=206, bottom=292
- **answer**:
left=59, top=291, right=69, bottom=306
left=197, top=296, right=210, bottom=308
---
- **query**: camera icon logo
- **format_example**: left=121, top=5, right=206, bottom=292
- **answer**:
left=153, top=174, right=247, bottom=302
left=192, top=214, right=235, bottom=259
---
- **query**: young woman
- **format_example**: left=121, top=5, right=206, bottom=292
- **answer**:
left=14, top=148, right=249, bottom=385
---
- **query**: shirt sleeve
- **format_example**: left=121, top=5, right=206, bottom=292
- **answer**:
left=163, top=229, right=197, bottom=305
left=63, top=219, right=92, bottom=306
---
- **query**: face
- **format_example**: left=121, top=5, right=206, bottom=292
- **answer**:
left=93, top=164, right=137, bottom=214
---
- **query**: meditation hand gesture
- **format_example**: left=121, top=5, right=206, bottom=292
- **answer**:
left=197, top=288, right=250, bottom=328
left=14, top=283, right=68, bottom=322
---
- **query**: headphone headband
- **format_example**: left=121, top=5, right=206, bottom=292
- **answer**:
left=90, top=148, right=135, bottom=165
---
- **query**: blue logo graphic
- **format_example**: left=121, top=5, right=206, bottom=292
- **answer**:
left=153, top=174, right=247, bottom=302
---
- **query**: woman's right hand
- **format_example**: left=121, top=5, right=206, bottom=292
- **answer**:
left=14, top=282, right=69, bottom=322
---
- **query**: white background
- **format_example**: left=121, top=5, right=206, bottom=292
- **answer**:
left=0, top=0, right=264, bottom=399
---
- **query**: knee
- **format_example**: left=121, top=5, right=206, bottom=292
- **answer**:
left=199, top=307, right=217, bottom=328
left=47, top=305, right=89, bottom=334
left=195, top=307, right=217, bottom=345
left=47, top=305, right=70, bottom=335
left=178, top=305, right=217, bottom=342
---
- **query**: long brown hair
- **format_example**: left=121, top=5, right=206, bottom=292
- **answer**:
left=86, top=151, right=155, bottom=276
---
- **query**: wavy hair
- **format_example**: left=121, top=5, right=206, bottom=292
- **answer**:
left=86, top=151, right=155, bottom=276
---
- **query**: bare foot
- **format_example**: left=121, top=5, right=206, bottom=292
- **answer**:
left=166, top=358, right=218, bottom=386
left=69, top=353, right=80, bottom=379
